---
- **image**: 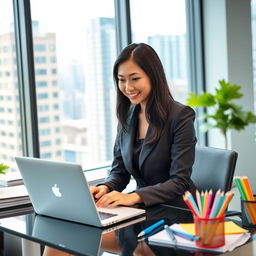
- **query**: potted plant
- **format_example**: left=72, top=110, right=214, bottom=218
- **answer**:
left=0, top=163, right=9, bottom=174
left=186, top=79, right=256, bottom=149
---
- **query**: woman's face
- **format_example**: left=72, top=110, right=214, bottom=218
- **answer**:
left=117, top=59, right=152, bottom=107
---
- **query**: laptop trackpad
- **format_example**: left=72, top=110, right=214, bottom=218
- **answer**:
left=98, top=211, right=117, bottom=220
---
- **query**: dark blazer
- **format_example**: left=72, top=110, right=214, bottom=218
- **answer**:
left=104, top=100, right=197, bottom=207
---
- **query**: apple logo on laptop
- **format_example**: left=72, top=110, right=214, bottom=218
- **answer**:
left=52, top=184, right=62, bottom=197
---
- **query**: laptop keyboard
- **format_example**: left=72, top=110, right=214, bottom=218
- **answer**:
left=98, top=211, right=118, bottom=220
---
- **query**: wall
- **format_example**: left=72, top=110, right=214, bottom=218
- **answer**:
left=203, top=0, right=256, bottom=190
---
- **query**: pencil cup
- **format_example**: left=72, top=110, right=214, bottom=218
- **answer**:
left=194, top=215, right=225, bottom=248
left=241, top=195, right=256, bottom=228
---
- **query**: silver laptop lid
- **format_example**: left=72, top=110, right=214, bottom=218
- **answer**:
left=15, top=156, right=102, bottom=226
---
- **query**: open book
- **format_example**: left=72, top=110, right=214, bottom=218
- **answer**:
left=148, top=223, right=251, bottom=253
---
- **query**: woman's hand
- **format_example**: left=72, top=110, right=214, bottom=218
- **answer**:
left=96, top=191, right=142, bottom=208
left=90, top=185, right=110, bottom=200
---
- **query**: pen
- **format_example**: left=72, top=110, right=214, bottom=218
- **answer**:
left=137, top=224, right=164, bottom=241
left=170, top=228, right=200, bottom=241
left=137, top=219, right=165, bottom=237
left=164, top=225, right=177, bottom=244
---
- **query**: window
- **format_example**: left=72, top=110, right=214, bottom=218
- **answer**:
left=39, top=117, right=50, bottom=123
left=64, top=150, right=76, bottom=163
left=30, top=0, right=117, bottom=168
left=34, top=44, right=46, bottom=51
left=39, top=128, right=51, bottom=136
left=35, top=56, right=46, bottom=63
left=38, top=105, right=49, bottom=111
left=36, top=81, right=47, bottom=87
left=0, top=0, right=22, bottom=172
left=35, top=69, right=47, bottom=75
left=130, top=0, right=189, bottom=104
left=37, top=93, right=48, bottom=99
left=40, top=140, right=51, bottom=147
left=8, top=0, right=202, bottom=176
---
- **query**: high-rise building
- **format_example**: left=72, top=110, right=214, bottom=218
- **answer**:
left=148, top=34, right=188, bottom=103
left=33, top=26, right=63, bottom=161
left=0, top=22, right=63, bottom=171
left=85, top=17, right=116, bottom=165
left=148, top=34, right=187, bottom=80
left=0, top=32, right=21, bottom=171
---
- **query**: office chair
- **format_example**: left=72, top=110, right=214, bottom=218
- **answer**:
left=191, top=146, right=238, bottom=193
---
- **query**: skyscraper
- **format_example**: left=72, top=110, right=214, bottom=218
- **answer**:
left=0, top=32, right=21, bottom=170
left=148, top=34, right=188, bottom=103
left=33, top=25, right=63, bottom=161
left=85, top=17, right=116, bottom=165
left=148, top=34, right=187, bottom=80
left=0, top=22, right=62, bottom=171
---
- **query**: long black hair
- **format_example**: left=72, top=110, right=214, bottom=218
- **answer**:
left=113, top=43, right=173, bottom=143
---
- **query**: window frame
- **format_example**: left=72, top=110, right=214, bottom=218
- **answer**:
left=13, top=0, right=40, bottom=157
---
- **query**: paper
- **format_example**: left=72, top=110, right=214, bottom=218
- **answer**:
left=0, top=185, right=28, bottom=199
left=179, top=221, right=248, bottom=235
left=0, top=185, right=31, bottom=210
left=0, top=172, right=23, bottom=186
left=148, top=223, right=251, bottom=252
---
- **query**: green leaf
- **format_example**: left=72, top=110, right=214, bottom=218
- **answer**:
left=215, top=79, right=243, bottom=103
left=187, top=92, right=215, bottom=107
left=0, top=163, right=9, bottom=174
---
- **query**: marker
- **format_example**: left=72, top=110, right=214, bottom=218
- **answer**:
left=170, top=228, right=200, bottom=241
left=164, top=225, right=177, bottom=244
left=137, top=219, right=164, bottom=237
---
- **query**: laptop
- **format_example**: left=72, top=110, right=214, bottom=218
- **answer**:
left=32, top=214, right=145, bottom=256
left=15, top=157, right=145, bottom=227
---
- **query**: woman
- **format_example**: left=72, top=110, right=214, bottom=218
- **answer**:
left=91, top=43, right=197, bottom=208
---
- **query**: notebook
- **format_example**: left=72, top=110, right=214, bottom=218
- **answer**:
left=15, top=156, right=145, bottom=227
left=148, top=223, right=251, bottom=253
left=32, top=214, right=145, bottom=256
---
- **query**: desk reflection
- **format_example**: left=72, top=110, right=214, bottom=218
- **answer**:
left=42, top=204, right=196, bottom=256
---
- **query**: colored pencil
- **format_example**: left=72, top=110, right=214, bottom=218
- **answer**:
left=196, top=190, right=202, bottom=217
left=234, top=177, right=254, bottom=224
left=209, top=189, right=221, bottom=218
left=216, top=191, right=234, bottom=217
left=202, top=190, right=208, bottom=217
left=204, top=189, right=213, bottom=218
left=201, top=191, right=205, bottom=216
left=242, top=176, right=256, bottom=223
left=240, top=177, right=251, bottom=200
left=185, top=191, right=201, bottom=216
left=183, top=194, right=199, bottom=217
left=234, top=177, right=247, bottom=200
left=212, top=191, right=224, bottom=218
left=241, top=177, right=254, bottom=200
left=234, top=176, right=256, bottom=224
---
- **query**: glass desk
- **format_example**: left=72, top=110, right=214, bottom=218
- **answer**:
left=0, top=204, right=255, bottom=256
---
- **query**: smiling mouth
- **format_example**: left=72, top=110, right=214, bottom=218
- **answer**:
left=127, top=92, right=140, bottom=99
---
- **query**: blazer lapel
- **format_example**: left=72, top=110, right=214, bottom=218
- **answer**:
left=120, top=106, right=139, bottom=172
left=120, top=105, right=160, bottom=172
left=139, top=126, right=159, bottom=169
